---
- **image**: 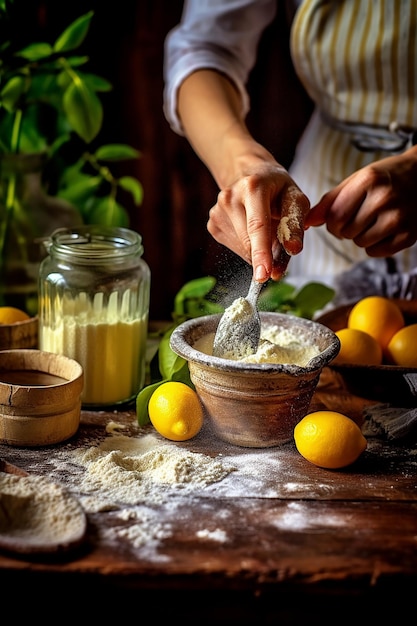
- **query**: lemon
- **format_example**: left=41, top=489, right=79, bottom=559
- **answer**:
left=294, top=410, right=367, bottom=469
left=0, top=306, right=31, bottom=324
left=148, top=381, right=204, bottom=441
left=386, top=323, right=417, bottom=367
left=347, top=296, right=404, bottom=351
left=333, top=327, right=382, bottom=365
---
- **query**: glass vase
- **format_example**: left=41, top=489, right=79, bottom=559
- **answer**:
left=0, top=153, right=83, bottom=315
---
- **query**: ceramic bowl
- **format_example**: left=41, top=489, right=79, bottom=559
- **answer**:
left=170, top=312, right=340, bottom=448
left=0, top=316, right=38, bottom=349
left=0, top=349, right=84, bottom=447
left=316, top=298, right=417, bottom=406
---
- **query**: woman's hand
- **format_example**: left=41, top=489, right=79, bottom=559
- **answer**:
left=207, top=161, right=310, bottom=281
left=306, top=146, right=417, bottom=256
left=177, top=70, right=310, bottom=282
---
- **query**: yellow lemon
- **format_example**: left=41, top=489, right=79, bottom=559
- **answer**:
left=333, top=327, right=382, bottom=365
left=0, top=306, right=31, bottom=324
left=386, top=323, right=417, bottom=367
left=148, top=381, right=204, bottom=441
left=347, top=296, right=404, bottom=351
left=294, top=410, right=367, bottom=469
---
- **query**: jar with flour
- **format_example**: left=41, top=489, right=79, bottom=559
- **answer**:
left=38, top=225, right=151, bottom=407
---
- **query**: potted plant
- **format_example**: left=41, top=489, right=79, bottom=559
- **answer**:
left=0, top=0, right=143, bottom=313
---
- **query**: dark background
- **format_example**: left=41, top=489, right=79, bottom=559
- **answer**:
left=17, top=0, right=312, bottom=319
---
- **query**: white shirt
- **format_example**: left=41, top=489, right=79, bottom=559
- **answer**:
left=163, top=0, right=417, bottom=300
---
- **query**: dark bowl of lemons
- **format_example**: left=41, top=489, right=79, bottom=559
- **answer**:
left=316, top=296, right=417, bottom=406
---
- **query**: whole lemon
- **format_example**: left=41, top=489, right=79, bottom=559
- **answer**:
left=347, top=296, right=404, bottom=351
left=294, top=410, right=367, bottom=469
left=334, top=327, right=382, bottom=365
left=0, top=306, right=30, bottom=324
left=148, top=381, right=204, bottom=441
left=386, top=323, right=417, bottom=367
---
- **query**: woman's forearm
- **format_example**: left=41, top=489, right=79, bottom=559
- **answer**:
left=177, top=69, right=278, bottom=189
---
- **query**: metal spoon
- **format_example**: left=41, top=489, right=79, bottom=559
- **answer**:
left=212, top=278, right=264, bottom=359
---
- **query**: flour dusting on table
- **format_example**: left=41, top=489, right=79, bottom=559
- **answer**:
left=69, top=432, right=236, bottom=507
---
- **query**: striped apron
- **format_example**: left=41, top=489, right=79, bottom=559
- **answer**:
left=286, top=0, right=417, bottom=297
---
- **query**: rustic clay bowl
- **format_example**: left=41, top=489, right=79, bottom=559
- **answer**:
left=0, top=349, right=84, bottom=447
left=0, top=316, right=38, bottom=349
left=170, top=312, right=340, bottom=448
left=316, top=298, right=417, bottom=405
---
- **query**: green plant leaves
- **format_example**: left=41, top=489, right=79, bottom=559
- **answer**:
left=63, top=80, right=102, bottom=143
left=95, top=144, right=140, bottom=160
left=16, top=42, right=53, bottom=61
left=0, top=75, right=28, bottom=112
left=53, top=11, right=94, bottom=54
left=119, top=176, right=144, bottom=206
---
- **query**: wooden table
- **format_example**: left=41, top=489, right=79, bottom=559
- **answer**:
left=0, top=366, right=416, bottom=624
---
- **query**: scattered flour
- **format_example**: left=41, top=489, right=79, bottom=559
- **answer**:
left=196, top=527, right=228, bottom=542
left=0, top=474, right=86, bottom=550
left=69, top=433, right=236, bottom=509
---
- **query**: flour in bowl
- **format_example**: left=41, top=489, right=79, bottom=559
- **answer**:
left=194, top=323, right=320, bottom=366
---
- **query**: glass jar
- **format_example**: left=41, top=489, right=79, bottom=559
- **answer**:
left=38, top=225, right=151, bottom=408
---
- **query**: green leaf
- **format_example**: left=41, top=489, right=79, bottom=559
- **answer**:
left=0, top=75, right=27, bottom=111
left=53, top=11, right=94, bottom=53
left=136, top=380, right=166, bottom=427
left=63, top=80, right=102, bottom=143
left=293, top=282, right=335, bottom=319
left=16, top=42, right=54, bottom=61
left=119, top=176, right=143, bottom=205
left=173, top=276, right=219, bottom=316
left=80, top=73, right=112, bottom=92
left=57, top=175, right=102, bottom=205
left=87, top=196, right=129, bottom=227
left=259, top=280, right=296, bottom=309
left=95, top=144, right=140, bottom=161
left=158, top=329, right=185, bottom=379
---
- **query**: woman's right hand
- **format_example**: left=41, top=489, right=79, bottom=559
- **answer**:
left=207, top=158, right=310, bottom=281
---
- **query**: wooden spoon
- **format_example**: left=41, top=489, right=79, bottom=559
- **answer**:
left=0, top=459, right=87, bottom=555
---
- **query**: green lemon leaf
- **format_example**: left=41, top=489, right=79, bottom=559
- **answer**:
left=53, top=11, right=94, bottom=53
left=293, top=282, right=335, bottom=319
left=173, top=276, right=219, bottom=317
left=136, top=380, right=167, bottom=427
left=158, top=329, right=185, bottom=379
left=63, top=80, right=102, bottom=143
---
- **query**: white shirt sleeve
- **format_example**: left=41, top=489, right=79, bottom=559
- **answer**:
left=163, top=0, right=277, bottom=135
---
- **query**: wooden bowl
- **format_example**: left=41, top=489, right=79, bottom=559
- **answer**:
left=316, top=299, right=417, bottom=405
left=0, top=350, right=84, bottom=447
left=170, top=312, right=340, bottom=448
left=0, top=316, right=38, bottom=349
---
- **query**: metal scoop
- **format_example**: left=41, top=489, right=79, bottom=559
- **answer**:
left=212, top=278, right=264, bottom=359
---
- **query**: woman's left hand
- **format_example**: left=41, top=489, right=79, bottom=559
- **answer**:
left=305, top=146, right=417, bottom=256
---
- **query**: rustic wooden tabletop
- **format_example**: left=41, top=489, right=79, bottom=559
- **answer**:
left=0, top=367, right=416, bottom=624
